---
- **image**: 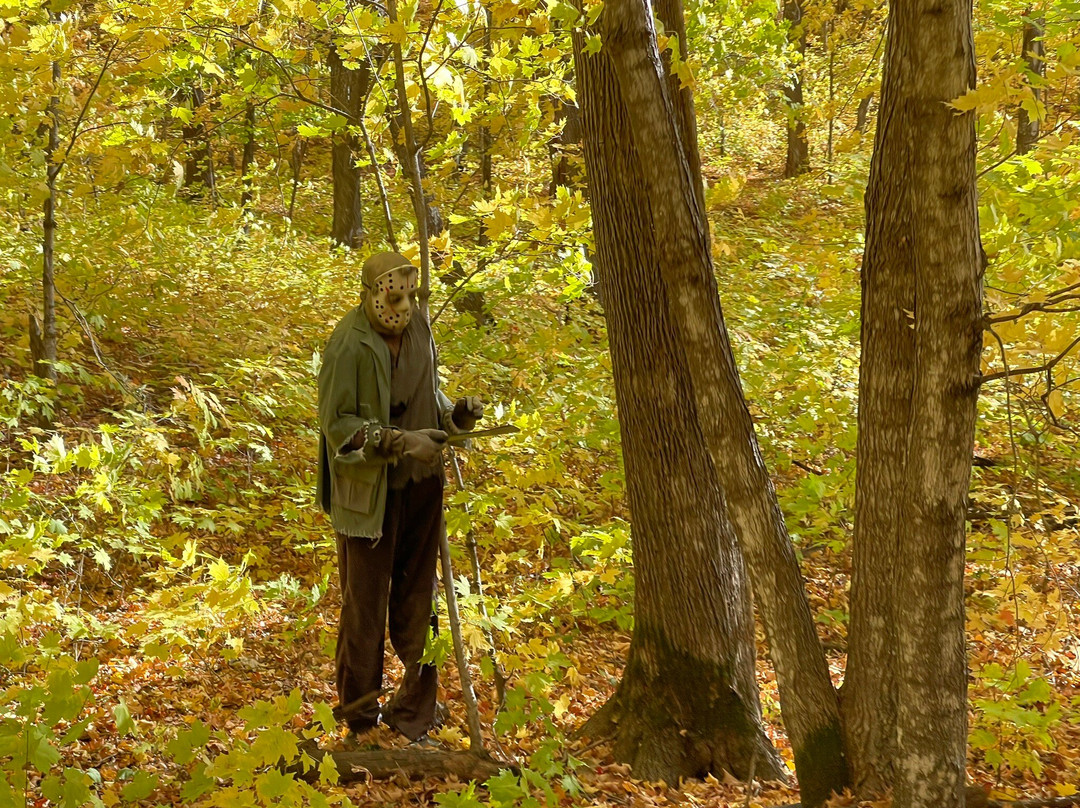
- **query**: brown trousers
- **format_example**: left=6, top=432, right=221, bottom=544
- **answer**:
left=335, top=474, right=443, bottom=740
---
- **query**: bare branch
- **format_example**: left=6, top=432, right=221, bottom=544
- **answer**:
left=978, top=117, right=1075, bottom=179
left=431, top=261, right=487, bottom=324
left=986, top=281, right=1080, bottom=325
left=357, top=115, right=398, bottom=250
left=54, top=38, right=122, bottom=178
left=980, top=334, right=1080, bottom=384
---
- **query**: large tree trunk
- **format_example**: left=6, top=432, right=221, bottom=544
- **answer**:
left=571, top=10, right=783, bottom=789
left=844, top=0, right=983, bottom=805
left=590, top=0, right=850, bottom=803
left=328, top=44, right=369, bottom=248
left=1016, top=11, right=1044, bottom=155
left=782, top=0, right=809, bottom=178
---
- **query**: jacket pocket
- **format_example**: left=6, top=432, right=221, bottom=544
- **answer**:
left=331, top=464, right=380, bottom=514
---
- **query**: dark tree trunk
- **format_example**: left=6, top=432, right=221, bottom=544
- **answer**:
left=288, top=137, right=306, bottom=222
left=589, top=0, right=850, bottom=802
left=571, top=6, right=784, bottom=790
left=240, top=99, right=258, bottom=209
left=240, top=0, right=269, bottom=211
left=33, top=57, right=61, bottom=381
left=329, top=44, right=370, bottom=247
left=782, top=0, right=809, bottom=177
left=182, top=86, right=216, bottom=195
left=844, top=0, right=983, bottom=804
left=1016, top=11, right=1044, bottom=155
left=855, top=93, right=873, bottom=134
left=549, top=99, right=583, bottom=196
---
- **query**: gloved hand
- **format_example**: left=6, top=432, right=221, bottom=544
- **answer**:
left=451, top=396, right=485, bottom=432
left=382, top=428, right=448, bottom=464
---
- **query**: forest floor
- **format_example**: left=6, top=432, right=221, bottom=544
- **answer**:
left=2, top=170, right=1079, bottom=808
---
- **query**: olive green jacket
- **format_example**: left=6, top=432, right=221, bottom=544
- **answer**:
left=316, top=306, right=451, bottom=539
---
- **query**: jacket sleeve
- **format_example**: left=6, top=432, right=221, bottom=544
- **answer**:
left=318, top=338, right=386, bottom=466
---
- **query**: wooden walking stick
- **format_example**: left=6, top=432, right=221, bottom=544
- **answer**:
left=449, top=447, right=508, bottom=710
left=437, top=526, right=485, bottom=752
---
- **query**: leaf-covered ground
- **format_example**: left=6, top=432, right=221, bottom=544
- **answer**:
left=1, top=161, right=1078, bottom=807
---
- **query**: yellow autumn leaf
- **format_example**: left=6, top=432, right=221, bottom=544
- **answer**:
left=553, top=693, right=571, bottom=718
left=430, top=232, right=451, bottom=252
left=1054, top=783, right=1077, bottom=797
left=950, top=78, right=1018, bottom=114
left=1047, top=389, right=1065, bottom=419
left=676, top=59, right=695, bottom=90
left=385, top=20, right=408, bottom=45
left=485, top=208, right=515, bottom=240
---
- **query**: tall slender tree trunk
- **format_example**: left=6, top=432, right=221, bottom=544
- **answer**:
left=387, top=0, right=432, bottom=307
left=855, top=93, right=873, bottom=134
left=480, top=9, right=494, bottom=210
left=825, top=24, right=835, bottom=181
left=783, top=0, right=810, bottom=177
left=182, top=85, right=216, bottom=196
left=329, top=44, right=370, bottom=247
left=288, top=137, right=306, bottom=222
left=33, top=57, right=62, bottom=382
left=572, top=18, right=783, bottom=787
left=240, top=0, right=268, bottom=211
left=240, top=99, right=258, bottom=210
left=844, top=0, right=983, bottom=805
left=1016, top=11, right=1045, bottom=155
left=549, top=99, right=582, bottom=196
left=589, top=0, right=850, bottom=802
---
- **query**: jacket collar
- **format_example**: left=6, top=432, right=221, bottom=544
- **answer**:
left=350, top=306, right=391, bottom=397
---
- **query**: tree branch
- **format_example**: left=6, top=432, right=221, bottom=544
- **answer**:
left=985, top=280, right=1080, bottom=325
left=977, top=116, right=1075, bottom=179
left=358, top=114, right=398, bottom=250
left=980, top=333, right=1080, bottom=384
left=53, top=38, right=121, bottom=179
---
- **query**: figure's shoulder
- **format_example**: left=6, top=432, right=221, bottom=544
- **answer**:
left=325, top=307, right=366, bottom=350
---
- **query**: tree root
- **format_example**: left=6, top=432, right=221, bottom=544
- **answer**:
left=290, top=746, right=512, bottom=784
left=983, top=797, right=1080, bottom=808
left=772, top=788, right=1080, bottom=808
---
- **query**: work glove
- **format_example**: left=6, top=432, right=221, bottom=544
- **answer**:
left=450, top=396, right=485, bottom=432
left=381, top=428, right=448, bottom=465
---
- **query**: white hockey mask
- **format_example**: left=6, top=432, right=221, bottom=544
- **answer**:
left=363, top=259, right=418, bottom=336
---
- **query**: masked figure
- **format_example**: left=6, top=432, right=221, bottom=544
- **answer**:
left=317, top=252, right=484, bottom=742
